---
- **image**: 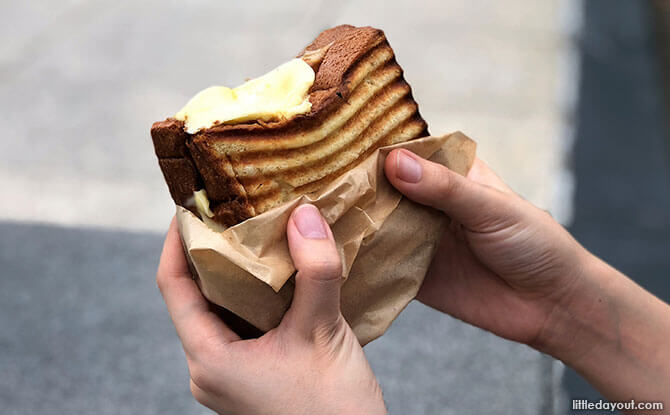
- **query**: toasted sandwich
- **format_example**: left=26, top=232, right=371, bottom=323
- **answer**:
left=151, top=25, right=428, bottom=227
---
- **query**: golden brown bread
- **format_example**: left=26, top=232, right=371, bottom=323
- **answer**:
left=151, top=25, right=428, bottom=226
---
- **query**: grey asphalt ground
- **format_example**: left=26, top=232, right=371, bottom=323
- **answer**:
left=0, top=221, right=559, bottom=414
left=565, top=0, right=670, bottom=405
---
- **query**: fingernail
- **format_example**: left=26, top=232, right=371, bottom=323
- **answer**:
left=396, top=151, right=422, bottom=183
left=293, top=204, right=328, bottom=239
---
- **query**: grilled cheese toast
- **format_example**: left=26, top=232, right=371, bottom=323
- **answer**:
left=151, top=25, right=428, bottom=226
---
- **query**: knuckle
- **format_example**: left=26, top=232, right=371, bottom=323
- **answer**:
left=188, top=332, right=218, bottom=358
left=312, top=314, right=347, bottom=347
left=301, top=256, right=342, bottom=280
left=540, top=207, right=555, bottom=219
left=432, top=165, right=457, bottom=198
left=189, top=379, right=207, bottom=403
left=155, top=271, right=167, bottom=294
left=189, top=364, right=215, bottom=393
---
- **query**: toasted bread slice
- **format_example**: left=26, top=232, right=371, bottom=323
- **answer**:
left=151, top=25, right=428, bottom=226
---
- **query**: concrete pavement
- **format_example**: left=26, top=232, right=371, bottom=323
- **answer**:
left=0, top=221, right=560, bottom=414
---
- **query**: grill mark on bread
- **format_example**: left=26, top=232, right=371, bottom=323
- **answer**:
left=230, top=66, right=407, bottom=174
left=295, top=117, right=428, bottom=193
left=248, top=116, right=427, bottom=213
left=244, top=98, right=421, bottom=201
left=241, top=94, right=418, bottom=198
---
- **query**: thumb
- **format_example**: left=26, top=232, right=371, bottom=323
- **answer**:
left=284, top=204, right=343, bottom=340
left=384, top=149, right=521, bottom=232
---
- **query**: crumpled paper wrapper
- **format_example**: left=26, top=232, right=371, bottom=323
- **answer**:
left=177, top=132, right=476, bottom=345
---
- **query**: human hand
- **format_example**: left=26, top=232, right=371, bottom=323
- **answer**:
left=156, top=205, right=386, bottom=415
left=385, top=149, right=670, bottom=406
left=384, top=149, right=588, bottom=348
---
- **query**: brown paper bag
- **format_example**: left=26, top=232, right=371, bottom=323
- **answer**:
left=177, top=132, right=476, bottom=345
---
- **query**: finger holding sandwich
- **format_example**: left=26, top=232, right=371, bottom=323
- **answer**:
left=157, top=206, right=386, bottom=415
left=384, top=148, right=587, bottom=343
left=281, top=204, right=343, bottom=340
